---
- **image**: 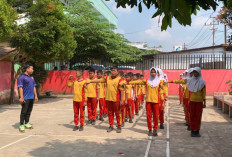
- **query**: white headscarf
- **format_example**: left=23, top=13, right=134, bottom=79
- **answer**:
left=148, top=67, right=160, bottom=88
left=183, top=70, right=188, bottom=79
left=187, top=68, right=194, bottom=80
left=180, top=74, right=183, bottom=79
left=156, top=68, right=164, bottom=81
left=164, top=74, right=168, bottom=82
left=187, top=67, right=205, bottom=92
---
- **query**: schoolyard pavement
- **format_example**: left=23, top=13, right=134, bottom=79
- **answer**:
left=0, top=96, right=232, bottom=157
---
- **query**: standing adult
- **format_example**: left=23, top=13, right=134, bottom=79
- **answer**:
left=18, top=65, right=38, bottom=133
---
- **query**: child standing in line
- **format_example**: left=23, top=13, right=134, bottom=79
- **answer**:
left=125, top=72, right=134, bottom=123
left=97, top=70, right=105, bottom=121
left=67, top=70, right=87, bottom=131
left=86, top=66, right=125, bottom=133
left=156, top=68, right=165, bottom=129
left=128, top=67, right=163, bottom=136
left=85, top=68, right=97, bottom=125
left=179, top=74, right=184, bottom=105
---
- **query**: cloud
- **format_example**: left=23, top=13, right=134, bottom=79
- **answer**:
left=111, top=5, right=134, bottom=15
left=114, top=29, right=125, bottom=34
left=143, top=18, right=172, bottom=41
left=191, top=16, right=211, bottom=28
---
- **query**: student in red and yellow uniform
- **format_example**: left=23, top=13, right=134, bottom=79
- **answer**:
left=86, top=66, right=125, bottom=133
left=85, top=68, right=97, bottom=125
left=125, top=72, right=134, bottom=123
left=103, top=71, right=110, bottom=117
left=119, top=71, right=127, bottom=127
left=140, top=74, right=146, bottom=108
left=67, top=70, right=87, bottom=131
left=97, top=70, right=105, bottom=121
left=156, top=68, right=165, bottom=129
left=179, top=74, right=184, bottom=105
left=128, top=67, right=163, bottom=136
left=169, top=67, right=206, bottom=137
left=169, top=68, right=194, bottom=131
left=133, top=73, right=141, bottom=116
left=163, top=74, right=169, bottom=100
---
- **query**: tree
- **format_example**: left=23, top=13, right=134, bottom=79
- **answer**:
left=110, top=0, right=227, bottom=30
left=10, top=0, right=76, bottom=64
left=0, top=0, right=17, bottom=41
left=66, top=0, right=142, bottom=66
left=6, top=0, right=76, bottom=103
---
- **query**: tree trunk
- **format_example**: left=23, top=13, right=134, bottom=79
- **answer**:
left=9, top=60, right=15, bottom=104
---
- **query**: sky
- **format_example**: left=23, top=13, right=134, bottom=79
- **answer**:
left=105, top=1, right=231, bottom=52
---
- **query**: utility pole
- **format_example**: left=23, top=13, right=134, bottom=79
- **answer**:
left=224, top=24, right=227, bottom=44
left=205, top=16, right=219, bottom=46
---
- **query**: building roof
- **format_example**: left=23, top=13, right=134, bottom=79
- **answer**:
left=142, top=44, right=231, bottom=57
left=0, top=47, right=16, bottom=61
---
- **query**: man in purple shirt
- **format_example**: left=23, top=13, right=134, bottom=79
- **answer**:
left=17, top=65, right=38, bottom=133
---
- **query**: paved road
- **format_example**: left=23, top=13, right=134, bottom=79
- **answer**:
left=0, top=97, right=231, bottom=157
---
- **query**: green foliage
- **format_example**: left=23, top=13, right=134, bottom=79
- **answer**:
left=0, top=0, right=17, bottom=41
left=10, top=0, right=77, bottom=64
left=226, top=80, right=232, bottom=95
left=112, top=0, right=227, bottom=31
left=66, top=0, right=142, bottom=64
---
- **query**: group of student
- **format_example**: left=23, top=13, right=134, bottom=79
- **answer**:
left=67, top=66, right=168, bottom=136
left=169, top=67, right=206, bottom=137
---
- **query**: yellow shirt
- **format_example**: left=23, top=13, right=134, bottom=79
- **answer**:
left=97, top=82, right=105, bottom=99
left=141, top=85, right=146, bottom=95
left=85, top=78, right=97, bottom=98
left=129, top=80, right=161, bottom=103
left=159, top=80, right=165, bottom=101
left=67, top=79, right=87, bottom=102
left=173, top=79, right=206, bottom=102
left=126, top=84, right=133, bottom=99
left=100, top=76, right=124, bottom=102
left=163, top=82, right=168, bottom=97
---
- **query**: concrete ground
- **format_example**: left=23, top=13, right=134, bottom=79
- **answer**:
left=0, top=96, right=231, bottom=157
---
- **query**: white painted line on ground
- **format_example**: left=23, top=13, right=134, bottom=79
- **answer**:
left=166, top=101, right=170, bottom=157
left=0, top=135, right=32, bottom=151
left=144, top=136, right=152, bottom=157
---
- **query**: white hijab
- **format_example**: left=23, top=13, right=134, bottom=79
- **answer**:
left=148, top=67, right=160, bottom=88
left=157, top=68, right=164, bottom=81
left=164, top=74, right=168, bottom=82
left=183, top=70, right=188, bottom=79
left=187, top=67, right=205, bottom=92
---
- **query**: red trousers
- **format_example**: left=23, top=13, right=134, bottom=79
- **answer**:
left=179, top=87, right=183, bottom=103
left=183, top=98, right=190, bottom=125
left=126, top=99, right=133, bottom=119
left=107, top=101, right=121, bottom=127
left=132, top=100, right=135, bottom=116
left=135, top=97, right=140, bottom=114
left=87, top=97, right=97, bottom=121
left=146, top=102, right=159, bottom=130
left=120, top=103, right=126, bottom=123
left=159, top=100, right=164, bottom=124
left=103, top=98, right=108, bottom=114
left=189, top=101, right=203, bottom=131
left=73, top=101, right=85, bottom=126
left=98, top=98, right=105, bottom=117
left=141, top=94, right=145, bottom=101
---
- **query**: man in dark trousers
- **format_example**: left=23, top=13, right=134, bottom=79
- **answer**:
left=18, top=65, right=38, bottom=133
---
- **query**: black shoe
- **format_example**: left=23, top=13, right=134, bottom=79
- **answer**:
left=96, top=116, right=99, bottom=120
left=87, top=120, right=92, bottom=124
left=153, top=130, right=158, bottom=136
left=148, top=130, right=153, bottom=136
left=99, top=117, right=104, bottom=121
left=135, top=113, right=139, bottom=116
left=191, top=131, right=196, bottom=137
left=103, top=114, right=107, bottom=118
left=107, top=126, right=114, bottom=132
left=187, top=125, right=191, bottom=131
left=129, top=119, right=133, bottom=123
left=79, top=125, right=84, bottom=131
left=160, top=124, right=164, bottom=129
left=116, top=127, right=121, bottom=133
left=121, top=122, right=125, bottom=127
left=125, top=118, right=128, bottom=122
left=195, top=131, right=201, bottom=137
left=73, top=125, right=79, bottom=131
left=92, top=120, right=96, bottom=125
